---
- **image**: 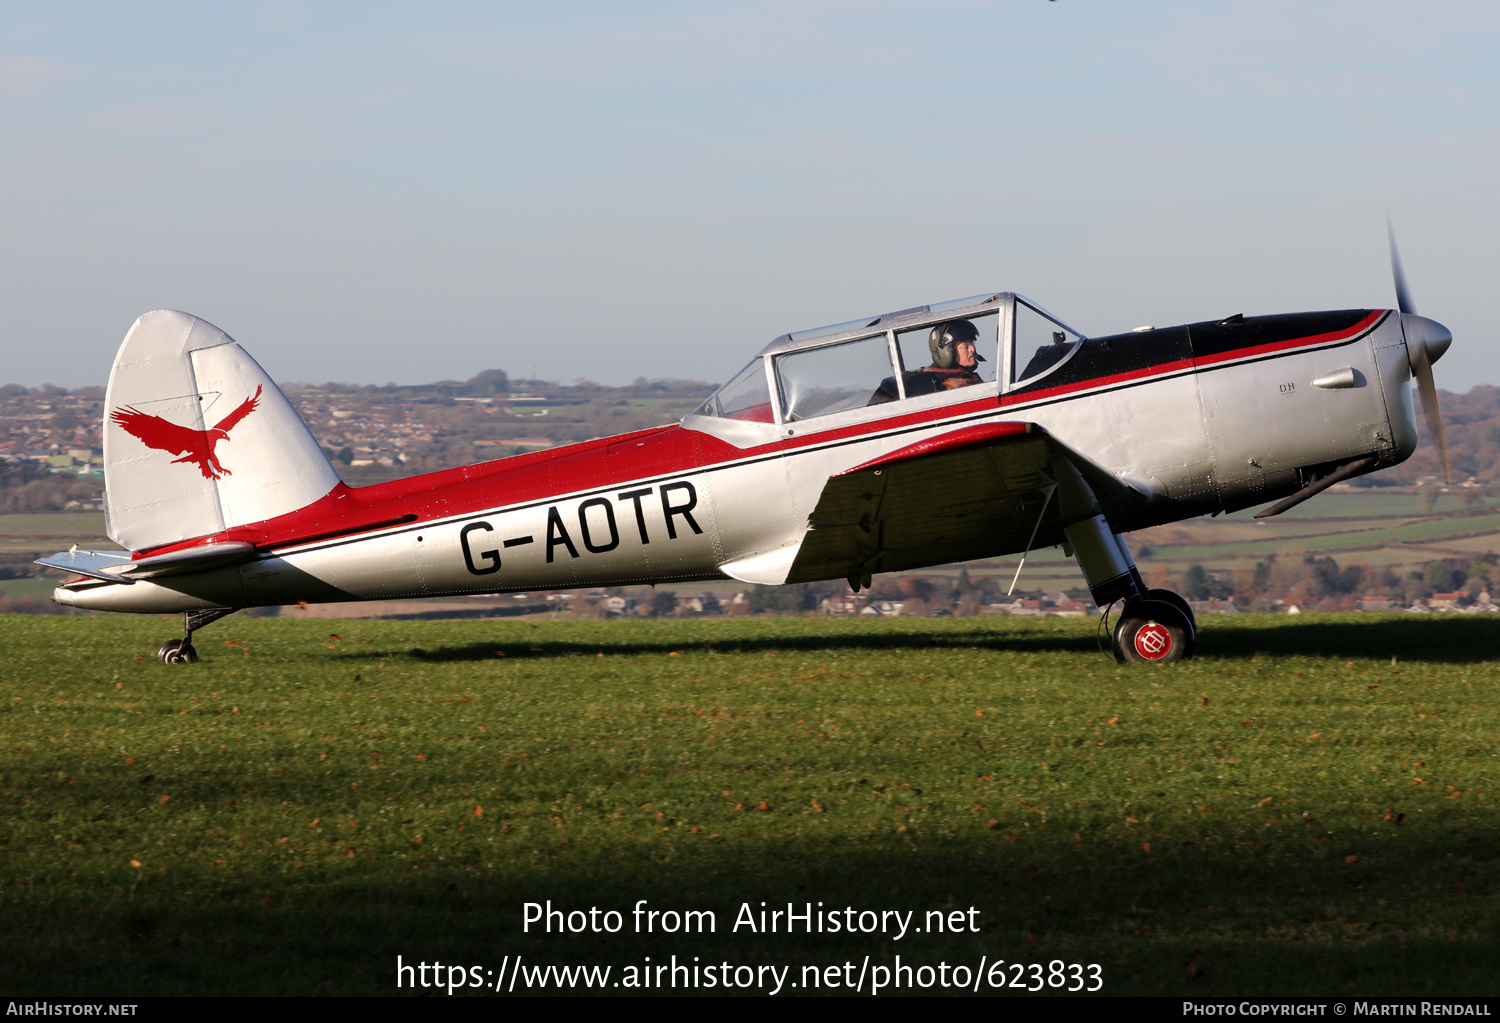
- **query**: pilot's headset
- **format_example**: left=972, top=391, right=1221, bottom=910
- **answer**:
left=928, top=320, right=986, bottom=369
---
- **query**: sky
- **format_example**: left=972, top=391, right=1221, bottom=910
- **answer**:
left=2, top=1, right=1499, bottom=391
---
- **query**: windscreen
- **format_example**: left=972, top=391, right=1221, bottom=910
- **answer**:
left=1011, top=301, right=1082, bottom=385
left=693, top=358, right=775, bottom=422
left=775, top=334, right=896, bottom=422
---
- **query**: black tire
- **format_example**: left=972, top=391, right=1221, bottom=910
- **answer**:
left=1144, top=587, right=1196, bottom=633
left=1112, top=599, right=1194, bottom=664
left=156, top=639, right=199, bottom=665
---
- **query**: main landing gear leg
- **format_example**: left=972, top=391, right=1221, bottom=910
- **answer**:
left=156, top=608, right=240, bottom=665
left=1054, top=459, right=1193, bottom=664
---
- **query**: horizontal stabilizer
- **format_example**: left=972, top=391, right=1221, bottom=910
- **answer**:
left=35, top=549, right=135, bottom=584
left=38, top=541, right=257, bottom=584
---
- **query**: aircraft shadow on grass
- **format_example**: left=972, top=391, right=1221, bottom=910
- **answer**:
left=339, top=616, right=1500, bottom=665
left=372, top=629, right=1103, bottom=662
left=1195, top=616, right=1500, bottom=664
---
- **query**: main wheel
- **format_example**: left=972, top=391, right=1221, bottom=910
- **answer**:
left=1112, top=599, right=1194, bottom=664
left=1144, top=587, right=1196, bottom=633
left=156, top=639, right=199, bottom=664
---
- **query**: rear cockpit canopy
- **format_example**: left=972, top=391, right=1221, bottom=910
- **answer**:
left=691, top=292, right=1086, bottom=430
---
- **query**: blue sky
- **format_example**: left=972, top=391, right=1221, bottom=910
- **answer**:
left=3, top=1, right=1499, bottom=390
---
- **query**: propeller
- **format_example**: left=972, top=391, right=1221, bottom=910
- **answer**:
left=1388, top=221, right=1451, bottom=485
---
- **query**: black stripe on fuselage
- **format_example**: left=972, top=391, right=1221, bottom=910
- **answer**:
left=1007, top=309, right=1374, bottom=399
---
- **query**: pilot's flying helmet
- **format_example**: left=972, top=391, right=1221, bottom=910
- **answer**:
left=928, top=319, right=986, bottom=370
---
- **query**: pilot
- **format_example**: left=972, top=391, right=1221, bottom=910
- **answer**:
left=913, top=319, right=986, bottom=393
left=869, top=319, right=988, bottom=404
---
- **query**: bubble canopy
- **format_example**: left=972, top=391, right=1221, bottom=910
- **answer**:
left=691, top=291, right=1084, bottom=426
left=782, top=293, right=1003, bottom=347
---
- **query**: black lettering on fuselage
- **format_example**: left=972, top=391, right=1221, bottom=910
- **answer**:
left=460, top=521, right=501, bottom=575
left=617, top=488, right=653, bottom=544
left=545, top=506, right=580, bottom=562
left=471, top=480, right=703, bottom=572
left=660, top=481, right=703, bottom=539
left=578, top=498, right=620, bottom=554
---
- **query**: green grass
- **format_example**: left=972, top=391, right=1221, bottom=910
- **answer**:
left=0, top=512, right=117, bottom=558
left=1157, top=513, right=1500, bottom=563
left=0, top=512, right=110, bottom=539
left=0, top=577, right=62, bottom=599
left=0, top=613, right=1495, bottom=997
left=1248, top=491, right=1467, bottom=520
left=1252, top=490, right=1498, bottom=520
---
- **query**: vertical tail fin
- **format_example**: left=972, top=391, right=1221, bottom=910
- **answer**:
left=104, top=310, right=340, bottom=551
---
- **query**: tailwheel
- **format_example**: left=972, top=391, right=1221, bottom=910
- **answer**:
left=156, top=639, right=199, bottom=664
left=1112, top=598, right=1194, bottom=664
left=152, top=607, right=239, bottom=665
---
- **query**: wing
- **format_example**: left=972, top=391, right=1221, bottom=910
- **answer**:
left=109, top=406, right=201, bottom=457
left=213, top=385, right=263, bottom=433
left=784, top=421, right=1150, bottom=586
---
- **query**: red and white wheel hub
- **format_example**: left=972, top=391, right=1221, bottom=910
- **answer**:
left=1133, top=622, right=1173, bottom=660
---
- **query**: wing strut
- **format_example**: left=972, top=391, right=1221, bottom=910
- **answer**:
left=1007, top=484, right=1057, bottom=596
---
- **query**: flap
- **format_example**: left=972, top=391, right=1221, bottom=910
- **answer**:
left=785, top=421, right=1148, bottom=585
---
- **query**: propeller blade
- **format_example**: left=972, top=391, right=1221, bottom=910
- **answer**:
left=1389, top=219, right=1449, bottom=482
left=1388, top=217, right=1416, bottom=315
left=1409, top=330, right=1451, bottom=485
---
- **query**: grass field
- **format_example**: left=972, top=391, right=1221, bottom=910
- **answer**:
left=0, top=512, right=112, bottom=541
left=0, top=577, right=63, bottom=599
left=0, top=613, right=1495, bottom=998
left=0, top=512, right=118, bottom=565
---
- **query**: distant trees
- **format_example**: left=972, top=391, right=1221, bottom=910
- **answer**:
left=0, top=462, right=98, bottom=513
left=1183, top=564, right=1210, bottom=600
left=1425, top=561, right=1458, bottom=593
left=746, top=583, right=819, bottom=613
left=868, top=575, right=934, bottom=603
left=649, top=589, right=679, bottom=617
left=464, top=369, right=509, bottom=396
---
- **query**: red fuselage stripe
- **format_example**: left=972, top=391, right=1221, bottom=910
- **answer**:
left=1004, top=358, right=1194, bottom=406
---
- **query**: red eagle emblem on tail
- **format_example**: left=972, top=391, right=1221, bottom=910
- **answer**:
left=110, top=385, right=263, bottom=480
